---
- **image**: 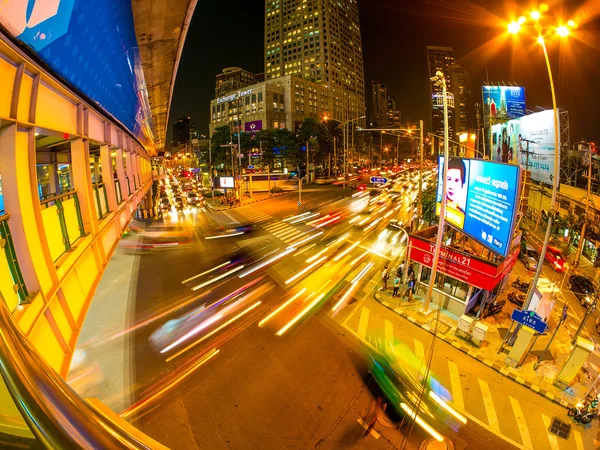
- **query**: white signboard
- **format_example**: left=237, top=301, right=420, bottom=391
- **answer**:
left=220, top=177, right=234, bottom=188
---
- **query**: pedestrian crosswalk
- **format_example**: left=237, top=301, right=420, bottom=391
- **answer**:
left=235, top=206, right=272, bottom=223
left=342, top=302, right=591, bottom=450
left=263, top=221, right=307, bottom=245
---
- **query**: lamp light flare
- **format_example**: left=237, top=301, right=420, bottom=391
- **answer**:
left=517, top=16, right=526, bottom=25
left=567, top=20, right=577, bottom=28
left=556, top=25, right=570, bottom=37
left=537, top=35, right=545, bottom=44
left=507, top=21, right=521, bottom=34
left=530, top=10, right=541, bottom=21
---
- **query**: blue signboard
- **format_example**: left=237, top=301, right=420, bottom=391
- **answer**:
left=370, top=177, right=388, bottom=184
left=0, top=0, right=155, bottom=150
left=482, top=86, right=526, bottom=124
left=511, top=309, right=548, bottom=334
left=436, top=157, right=520, bottom=257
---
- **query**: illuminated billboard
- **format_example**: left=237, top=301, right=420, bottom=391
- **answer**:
left=436, top=157, right=521, bottom=257
left=490, top=109, right=557, bottom=185
left=482, top=86, right=526, bottom=124
left=0, top=0, right=155, bottom=150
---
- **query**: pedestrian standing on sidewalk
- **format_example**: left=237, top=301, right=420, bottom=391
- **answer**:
left=404, top=274, right=415, bottom=302
left=392, top=276, right=400, bottom=297
left=396, top=260, right=405, bottom=280
left=407, top=262, right=414, bottom=280
left=381, top=264, right=389, bottom=291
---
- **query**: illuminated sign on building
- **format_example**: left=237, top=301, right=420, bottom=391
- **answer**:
left=217, top=89, right=254, bottom=104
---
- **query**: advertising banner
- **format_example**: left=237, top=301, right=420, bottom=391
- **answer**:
left=0, top=0, right=155, bottom=150
left=436, top=157, right=520, bottom=257
left=219, top=177, right=235, bottom=188
left=409, top=237, right=519, bottom=291
left=489, top=109, right=557, bottom=185
left=482, top=86, right=526, bottom=124
left=245, top=120, right=263, bottom=134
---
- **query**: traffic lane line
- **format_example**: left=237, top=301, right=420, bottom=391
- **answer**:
left=540, top=414, right=560, bottom=450
left=356, top=418, right=381, bottom=439
left=447, top=360, right=465, bottom=413
left=509, top=396, right=533, bottom=450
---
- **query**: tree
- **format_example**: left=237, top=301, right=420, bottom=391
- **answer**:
left=420, top=183, right=437, bottom=226
left=210, top=125, right=233, bottom=173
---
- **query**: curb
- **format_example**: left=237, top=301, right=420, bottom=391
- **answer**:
left=205, top=191, right=291, bottom=211
left=373, top=290, right=575, bottom=410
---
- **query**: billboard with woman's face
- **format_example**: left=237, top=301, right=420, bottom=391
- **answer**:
left=437, top=157, right=521, bottom=257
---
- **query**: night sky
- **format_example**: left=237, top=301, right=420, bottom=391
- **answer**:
left=168, top=0, right=600, bottom=144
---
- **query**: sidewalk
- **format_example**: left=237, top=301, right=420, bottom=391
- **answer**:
left=374, top=274, right=598, bottom=410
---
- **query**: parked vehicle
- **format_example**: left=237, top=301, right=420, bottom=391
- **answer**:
left=545, top=245, right=566, bottom=272
left=511, top=277, right=530, bottom=293
left=568, top=395, right=599, bottom=424
left=568, top=275, right=596, bottom=305
left=507, top=290, right=526, bottom=307
left=518, top=245, right=539, bottom=271
left=481, top=298, right=505, bottom=318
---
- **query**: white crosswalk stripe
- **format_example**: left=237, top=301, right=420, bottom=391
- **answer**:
left=573, top=430, right=585, bottom=450
left=509, top=396, right=533, bottom=449
left=413, top=338, right=425, bottom=361
left=357, top=307, right=370, bottom=340
left=263, top=221, right=307, bottom=244
left=236, top=207, right=272, bottom=222
left=478, top=379, right=499, bottom=431
left=541, top=414, right=560, bottom=450
left=447, top=360, right=465, bottom=412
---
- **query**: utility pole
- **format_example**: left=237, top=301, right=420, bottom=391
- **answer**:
left=572, top=296, right=597, bottom=345
left=418, top=119, right=424, bottom=219
left=574, top=145, right=593, bottom=267
left=306, top=139, right=310, bottom=184
left=534, top=302, right=568, bottom=370
left=423, top=72, right=450, bottom=314
left=333, top=136, right=337, bottom=177
left=396, top=134, right=400, bottom=166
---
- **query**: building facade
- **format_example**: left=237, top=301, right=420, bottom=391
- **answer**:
left=427, top=46, right=456, bottom=138
left=371, top=81, right=401, bottom=128
left=450, top=63, right=475, bottom=135
left=173, top=116, right=195, bottom=146
left=215, top=67, right=264, bottom=98
left=210, top=75, right=331, bottom=136
left=264, top=0, right=365, bottom=124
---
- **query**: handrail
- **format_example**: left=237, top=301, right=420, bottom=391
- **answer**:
left=0, top=297, right=168, bottom=449
left=39, top=189, right=77, bottom=207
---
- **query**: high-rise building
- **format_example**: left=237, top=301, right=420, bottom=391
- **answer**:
left=427, top=46, right=456, bottom=138
left=264, top=0, right=365, bottom=124
left=450, top=63, right=475, bottom=135
left=173, top=116, right=195, bottom=147
left=371, top=81, right=400, bottom=128
left=216, top=67, right=264, bottom=98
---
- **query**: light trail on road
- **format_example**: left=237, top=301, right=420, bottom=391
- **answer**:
left=276, top=293, right=326, bottom=336
left=258, top=288, right=307, bottom=328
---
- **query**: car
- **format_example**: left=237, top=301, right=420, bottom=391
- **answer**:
left=159, top=191, right=168, bottom=199
left=545, top=245, right=566, bottom=272
left=174, top=196, right=184, bottom=210
left=187, top=192, right=202, bottom=206
left=159, top=198, right=171, bottom=212
left=568, top=275, right=596, bottom=305
left=518, top=246, right=539, bottom=270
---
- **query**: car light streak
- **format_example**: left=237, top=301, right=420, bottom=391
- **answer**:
left=349, top=216, right=361, bottom=224
left=182, top=261, right=231, bottom=284
left=364, top=217, right=382, bottom=232
left=333, top=241, right=361, bottom=261
left=350, top=249, right=369, bottom=266
left=351, top=262, right=374, bottom=284
left=288, top=231, right=323, bottom=248
left=239, top=247, right=296, bottom=277
left=205, top=232, right=244, bottom=239
left=384, top=209, right=394, bottom=218
left=358, top=216, right=370, bottom=226
left=285, top=256, right=328, bottom=285
left=290, top=213, right=320, bottom=224
left=160, top=313, right=224, bottom=353
left=378, top=229, right=389, bottom=241
left=283, top=211, right=312, bottom=222
left=428, top=391, right=467, bottom=424
left=400, top=403, right=444, bottom=442
left=191, top=265, right=245, bottom=291
left=276, top=293, right=325, bottom=336
left=121, top=348, right=220, bottom=420
left=166, top=301, right=262, bottom=362
left=315, top=215, right=341, bottom=228
left=258, top=288, right=307, bottom=327
left=307, top=214, right=330, bottom=226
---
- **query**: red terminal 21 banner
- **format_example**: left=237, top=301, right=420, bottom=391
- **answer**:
left=409, top=236, right=519, bottom=291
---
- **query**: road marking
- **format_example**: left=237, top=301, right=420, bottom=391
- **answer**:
left=221, top=211, right=239, bottom=224
left=356, top=418, right=380, bottom=439
left=478, top=379, right=499, bottom=431
left=413, top=338, right=425, bottom=361
left=274, top=228, right=300, bottom=239
left=265, top=223, right=287, bottom=232
left=573, top=430, right=585, bottom=450
left=541, top=414, right=560, bottom=450
left=509, top=396, right=533, bottom=450
left=447, top=360, right=465, bottom=413
left=384, top=319, right=393, bottom=344
left=281, top=230, right=305, bottom=241
left=357, top=307, right=370, bottom=340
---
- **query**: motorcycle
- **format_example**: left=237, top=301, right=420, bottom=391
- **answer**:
left=511, top=277, right=530, bottom=293
left=568, top=395, right=599, bottom=424
left=508, top=290, right=526, bottom=307
left=481, top=298, right=505, bottom=318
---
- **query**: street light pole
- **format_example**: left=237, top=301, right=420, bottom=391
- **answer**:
left=573, top=146, right=593, bottom=267
left=422, top=72, right=449, bottom=314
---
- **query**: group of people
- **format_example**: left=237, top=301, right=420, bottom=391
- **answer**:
left=381, top=260, right=416, bottom=301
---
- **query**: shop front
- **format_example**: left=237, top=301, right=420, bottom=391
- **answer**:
left=408, top=227, right=520, bottom=316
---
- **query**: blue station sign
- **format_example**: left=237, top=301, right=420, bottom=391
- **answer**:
left=370, top=177, right=388, bottom=184
left=510, top=309, right=548, bottom=334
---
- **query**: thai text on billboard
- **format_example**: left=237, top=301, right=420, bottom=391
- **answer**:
left=489, top=109, right=557, bottom=185
left=482, top=86, right=526, bottom=124
left=436, top=157, right=521, bottom=257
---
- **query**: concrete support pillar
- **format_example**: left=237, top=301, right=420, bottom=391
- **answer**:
left=70, top=138, right=95, bottom=233
left=124, top=151, right=134, bottom=193
left=0, top=125, right=56, bottom=296
left=100, top=145, right=117, bottom=213
left=47, top=161, right=59, bottom=196
left=114, top=149, right=128, bottom=198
